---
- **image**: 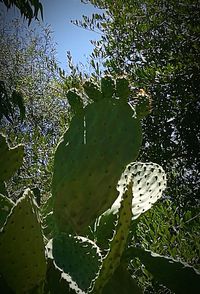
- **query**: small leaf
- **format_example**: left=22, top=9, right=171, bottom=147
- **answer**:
left=101, top=75, right=115, bottom=99
left=11, top=90, right=25, bottom=121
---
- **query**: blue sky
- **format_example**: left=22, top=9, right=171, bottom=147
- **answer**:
left=41, top=0, right=103, bottom=71
left=0, top=0, right=103, bottom=71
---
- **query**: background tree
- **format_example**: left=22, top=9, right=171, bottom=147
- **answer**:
left=0, top=0, right=43, bottom=24
left=0, top=15, right=69, bottom=201
left=0, top=0, right=43, bottom=122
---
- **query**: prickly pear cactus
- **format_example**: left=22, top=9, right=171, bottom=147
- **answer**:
left=116, top=76, right=130, bottom=101
left=0, top=133, right=24, bottom=182
left=115, top=162, right=167, bottom=218
left=83, top=80, right=103, bottom=102
left=100, top=75, right=115, bottom=99
left=45, top=258, right=79, bottom=294
left=91, top=182, right=133, bottom=293
left=91, top=162, right=167, bottom=293
left=67, top=89, right=83, bottom=114
left=52, top=76, right=142, bottom=233
left=101, top=264, right=143, bottom=294
left=47, top=234, right=102, bottom=292
left=0, top=189, right=46, bottom=293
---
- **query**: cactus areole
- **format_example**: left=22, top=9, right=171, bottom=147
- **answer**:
left=52, top=78, right=143, bottom=233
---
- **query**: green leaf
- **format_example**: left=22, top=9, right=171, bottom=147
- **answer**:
left=101, top=75, right=115, bottom=99
left=83, top=80, right=103, bottom=101
left=94, top=209, right=117, bottom=252
left=116, top=77, right=130, bottom=101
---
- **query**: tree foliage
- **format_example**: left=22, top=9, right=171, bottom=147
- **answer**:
left=0, top=17, right=68, bottom=200
left=0, top=0, right=43, bottom=24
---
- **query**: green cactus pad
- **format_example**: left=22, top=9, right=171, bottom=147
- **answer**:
left=91, top=182, right=133, bottom=293
left=101, top=75, right=115, bottom=99
left=47, top=234, right=102, bottom=291
left=67, top=89, right=83, bottom=114
left=125, top=247, right=200, bottom=294
left=0, top=134, right=24, bottom=182
left=94, top=211, right=117, bottom=254
left=92, top=162, right=167, bottom=293
left=45, top=258, right=79, bottom=294
left=95, top=162, right=167, bottom=251
left=52, top=93, right=142, bottom=233
left=116, top=77, right=130, bottom=101
left=83, top=80, right=103, bottom=101
left=115, top=162, right=167, bottom=219
left=0, top=189, right=46, bottom=293
left=0, top=194, right=14, bottom=228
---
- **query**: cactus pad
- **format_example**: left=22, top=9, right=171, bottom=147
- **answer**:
left=83, top=80, right=103, bottom=101
left=0, top=189, right=46, bottom=293
left=91, top=182, right=133, bottom=293
left=45, top=258, right=80, bottom=294
left=67, top=89, right=83, bottom=114
left=115, top=162, right=167, bottom=219
left=101, top=75, right=115, bottom=99
left=47, top=234, right=102, bottom=291
left=0, top=134, right=24, bottom=182
left=125, top=247, right=200, bottom=294
left=94, top=162, right=167, bottom=251
left=92, top=162, right=166, bottom=293
left=116, top=77, right=130, bottom=101
left=52, top=76, right=142, bottom=233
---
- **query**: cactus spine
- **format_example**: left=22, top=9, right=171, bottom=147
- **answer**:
left=91, top=181, right=133, bottom=293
